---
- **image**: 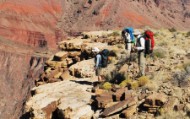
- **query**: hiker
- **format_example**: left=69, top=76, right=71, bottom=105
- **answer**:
left=92, top=47, right=109, bottom=82
left=133, top=30, right=146, bottom=76
left=121, top=27, right=135, bottom=54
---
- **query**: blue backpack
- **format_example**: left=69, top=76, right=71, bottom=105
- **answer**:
left=122, top=27, right=135, bottom=43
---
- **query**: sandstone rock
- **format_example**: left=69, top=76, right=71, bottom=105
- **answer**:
left=102, top=97, right=137, bottom=117
left=53, top=72, right=62, bottom=79
left=82, top=31, right=113, bottom=38
left=124, top=89, right=135, bottom=100
left=60, top=70, right=73, bottom=80
left=26, top=97, right=59, bottom=119
left=143, top=93, right=168, bottom=113
left=69, top=59, right=95, bottom=78
left=162, top=97, right=179, bottom=112
left=113, top=88, right=126, bottom=101
left=26, top=79, right=94, bottom=119
left=45, top=60, right=57, bottom=67
left=59, top=38, right=86, bottom=50
left=122, top=104, right=137, bottom=118
left=96, top=92, right=113, bottom=108
left=68, top=51, right=81, bottom=58
left=54, top=51, right=68, bottom=61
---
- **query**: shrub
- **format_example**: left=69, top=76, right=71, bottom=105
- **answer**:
left=137, top=76, right=150, bottom=86
left=108, top=31, right=120, bottom=37
left=101, top=82, right=112, bottom=90
left=119, top=79, right=133, bottom=88
left=169, top=27, right=176, bottom=32
left=119, top=79, right=139, bottom=89
left=154, top=49, right=166, bottom=58
left=154, top=32, right=159, bottom=37
left=186, top=31, right=190, bottom=37
left=128, top=81, right=139, bottom=90
left=159, top=41, right=168, bottom=47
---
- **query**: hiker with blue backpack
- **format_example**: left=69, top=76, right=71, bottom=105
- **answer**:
left=121, top=27, right=135, bottom=54
left=92, top=47, right=109, bottom=82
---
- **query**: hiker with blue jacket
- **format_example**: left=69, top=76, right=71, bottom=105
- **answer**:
left=92, top=47, right=109, bottom=82
left=133, top=30, right=146, bottom=76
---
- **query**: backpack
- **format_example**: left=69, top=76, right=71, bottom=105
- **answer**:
left=101, top=49, right=109, bottom=67
left=122, top=27, right=135, bottom=43
left=144, top=30, right=155, bottom=54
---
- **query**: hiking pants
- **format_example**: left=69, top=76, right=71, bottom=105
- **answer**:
left=125, top=43, right=132, bottom=54
left=138, top=51, right=145, bottom=76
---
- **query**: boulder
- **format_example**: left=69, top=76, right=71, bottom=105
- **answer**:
left=54, top=51, right=68, bottom=61
left=96, top=92, right=113, bottom=108
left=143, top=93, right=168, bottom=113
left=69, top=59, right=95, bottom=78
left=162, top=97, right=179, bottom=112
left=112, top=88, right=126, bottom=101
left=58, top=38, right=88, bottom=50
left=122, top=104, right=137, bottom=118
left=102, top=97, right=137, bottom=117
left=26, top=79, right=94, bottom=119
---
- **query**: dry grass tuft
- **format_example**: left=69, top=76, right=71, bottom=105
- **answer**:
left=154, top=49, right=166, bottom=58
left=137, top=76, right=150, bottom=86
left=119, top=79, right=139, bottom=89
left=168, top=27, right=177, bottom=32
left=119, top=79, right=132, bottom=88
left=108, top=31, right=120, bottom=37
left=186, top=31, right=190, bottom=37
left=101, top=82, right=112, bottom=90
left=129, top=81, right=139, bottom=90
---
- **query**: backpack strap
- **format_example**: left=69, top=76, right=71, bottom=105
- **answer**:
left=136, top=36, right=144, bottom=47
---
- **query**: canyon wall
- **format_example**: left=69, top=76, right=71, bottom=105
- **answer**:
left=0, top=0, right=190, bottom=49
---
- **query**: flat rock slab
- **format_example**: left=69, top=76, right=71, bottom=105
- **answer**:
left=26, top=79, right=94, bottom=119
left=54, top=51, right=68, bottom=61
left=102, top=97, right=137, bottom=117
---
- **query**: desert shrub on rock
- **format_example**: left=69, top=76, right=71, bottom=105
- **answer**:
left=186, top=31, right=190, bottom=37
left=137, top=76, right=150, bottom=86
left=119, top=79, right=132, bottom=88
left=128, top=80, right=139, bottom=90
left=101, top=82, right=112, bottom=90
left=119, top=79, right=139, bottom=90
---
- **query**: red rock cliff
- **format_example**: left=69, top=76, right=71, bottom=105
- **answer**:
left=0, top=0, right=63, bottom=48
left=0, top=0, right=190, bottom=49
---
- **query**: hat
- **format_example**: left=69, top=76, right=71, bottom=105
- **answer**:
left=92, top=47, right=100, bottom=53
left=133, top=30, right=141, bottom=35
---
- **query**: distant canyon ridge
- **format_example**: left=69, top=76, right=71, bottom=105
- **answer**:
left=0, top=0, right=190, bottom=48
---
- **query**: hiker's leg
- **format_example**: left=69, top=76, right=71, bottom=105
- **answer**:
left=140, top=52, right=146, bottom=76
left=138, top=52, right=141, bottom=75
left=138, top=52, right=145, bottom=76
left=96, top=67, right=102, bottom=82
left=127, top=43, right=131, bottom=54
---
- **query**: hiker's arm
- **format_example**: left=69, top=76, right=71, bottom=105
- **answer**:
left=136, top=38, right=145, bottom=50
